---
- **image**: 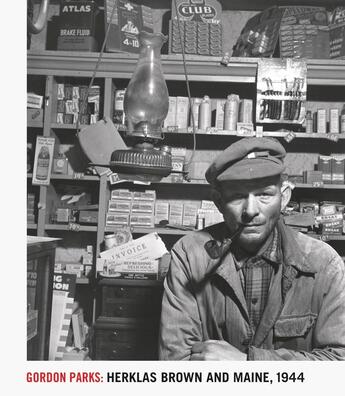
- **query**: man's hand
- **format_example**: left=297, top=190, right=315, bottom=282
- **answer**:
left=190, top=340, right=247, bottom=361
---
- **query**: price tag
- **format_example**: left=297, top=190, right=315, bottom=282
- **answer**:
left=327, top=133, right=339, bottom=142
left=237, top=129, right=254, bottom=137
left=73, top=172, right=84, bottom=179
left=312, top=181, right=324, bottom=188
left=68, top=223, right=80, bottom=232
left=167, top=126, right=179, bottom=133
left=109, top=173, right=126, bottom=185
left=284, top=132, right=296, bottom=143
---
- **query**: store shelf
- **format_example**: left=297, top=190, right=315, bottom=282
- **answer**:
left=50, top=174, right=99, bottom=181
left=105, top=225, right=191, bottom=235
left=45, top=224, right=98, bottom=232
left=27, top=51, right=345, bottom=85
left=294, top=183, right=345, bottom=190
left=27, top=121, right=44, bottom=128
left=98, top=277, right=162, bottom=287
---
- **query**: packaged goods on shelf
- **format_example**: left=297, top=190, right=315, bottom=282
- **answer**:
left=318, top=155, right=333, bottom=184
left=303, top=170, right=323, bottom=185
left=163, top=97, right=177, bottom=129
left=176, top=97, right=190, bottom=130
left=57, top=1, right=99, bottom=52
left=299, top=201, right=319, bottom=215
left=331, top=155, right=345, bottom=184
left=169, top=0, right=223, bottom=57
left=317, top=109, right=327, bottom=133
left=169, top=202, right=184, bottom=226
left=224, top=94, right=240, bottom=131
left=78, top=210, right=98, bottom=224
left=330, top=108, right=340, bottom=133
left=190, top=98, right=202, bottom=129
left=132, top=190, right=156, bottom=201
left=239, top=99, right=253, bottom=124
left=113, top=89, right=126, bottom=125
left=131, top=201, right=155, bottom=214
left=329, top=7, right=345, bottom=59
left=129, top=214, right=155, bottom=227
left=155, top=201, right=169, bottom=225
left=182, top=202, right=199, bottom=227
left=106, top=213, right=130, bottom=226
left=215, top=99, right=226, bottom=129
left=111, top=189, right=133, bottom=200
left=108, top=200, right=131, bottom=213
left=104, top=0, right=154, bottom=54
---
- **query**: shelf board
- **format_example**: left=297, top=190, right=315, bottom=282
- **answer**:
left=164, top=130, right=345, bottom=139
left=105, top=225, right=190, bottom=235
left=45, top=224, right=98, bottom=232
left=76, top=277, right=90, bottom=285
left=294, top=183, right=345, bottom=190
left=50, top=174, right=99, bottom=181
left=27, top=121, right=43, bottom=128
left=27, top=51, right=345, bottom=86
left=98, top=278, right=162, bottom=287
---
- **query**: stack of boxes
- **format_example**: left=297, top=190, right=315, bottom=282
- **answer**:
left=54, top=245, right=93, bottom=278
left=56, top=83, right=100, bottom=125
left=197, top=200, right=223, bottom=228
left=106, top=189, right=156, bottom=228
left=27, top=193, right=35, bottom=224
left=303, top=155, right=345, bottom=185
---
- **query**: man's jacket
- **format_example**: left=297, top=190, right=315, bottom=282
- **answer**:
left=158, top=219, right=345, bottom=360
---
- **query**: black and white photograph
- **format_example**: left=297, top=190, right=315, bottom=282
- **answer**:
left=3, top=0, right=345, bottom=393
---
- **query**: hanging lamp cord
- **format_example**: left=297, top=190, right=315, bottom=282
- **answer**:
left=76, top=0, right=117, bottom=136
left=172, top=0, right=197, bottom=171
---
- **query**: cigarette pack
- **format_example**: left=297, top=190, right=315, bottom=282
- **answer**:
left=169, top=202, right=183, bottom=225
left=164, top=96, right=177, bottom=128
left=131, top=201, right=155, bottom=214
left=176, top=97, right=190, bottom=130
left=129, top=214, right=154, bottom=227
left=155, top=201, right=169, bottom=225
left=331, top=155, right=345, bottom=184
left=318, top=155, right=332, bottom=184
left=132, top=190, right=156, bottom=201
left=106, top=213, right=130, bottom=226
left=111, top=189, right=133, bottom=200
left=108, top=200, right=131, bottom=212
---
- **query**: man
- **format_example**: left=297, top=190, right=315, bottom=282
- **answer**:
left=158, top=137, right=345, bottom=360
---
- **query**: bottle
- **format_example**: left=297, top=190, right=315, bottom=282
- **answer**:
left=36, top=146, right=50, bottom=180
left=223, top=94, right=240, bottom=131
left=341, top=104, right=345, bottom=134
left=190, top=97, right=202, bottom=130
left=198, top=95, right=212, bottom=130
left=305, top=110, right=313, bottom=133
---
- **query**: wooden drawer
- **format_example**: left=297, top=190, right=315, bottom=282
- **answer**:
left=102, top=285, right=159, bottom=299
left=93, top=324, right=158, bottom=360
left=102, top=298, right=161, bottom=318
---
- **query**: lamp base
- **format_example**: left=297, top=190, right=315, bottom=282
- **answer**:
left=110, top=143, right=172, bottom=177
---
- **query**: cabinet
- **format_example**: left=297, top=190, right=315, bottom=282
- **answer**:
left=27, top=0, right=345, bottom=360
left=27, top=237, right=58, bottom=360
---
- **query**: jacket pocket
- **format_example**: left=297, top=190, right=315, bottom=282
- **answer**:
left=274, top=313, right=317, bottom=338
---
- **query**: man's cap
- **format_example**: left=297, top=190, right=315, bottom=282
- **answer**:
left=205, top=137, right=286, bottom=185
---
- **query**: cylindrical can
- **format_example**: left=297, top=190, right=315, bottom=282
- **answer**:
left=104, top=234, right=117, bottom=250
left=223, top=94, right=240, bottom=131
left=114, top=89, right=126, bottom=124
left=190, top=97, right=202, bottom=130
left=199, top=95, right=212, bottom=130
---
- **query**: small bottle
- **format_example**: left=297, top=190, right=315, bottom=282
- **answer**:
left=198, top=95, right=212, bottom=130
left=341, top=104, right=345, bottom=134
left=305, top=110, right=313, bottom=133
left=36, top=146, right=50, bottom=180
left=223, top=94, right=240, bottom=131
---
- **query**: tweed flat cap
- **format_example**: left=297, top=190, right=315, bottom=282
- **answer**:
left=205, top=137, right=286, bottom=184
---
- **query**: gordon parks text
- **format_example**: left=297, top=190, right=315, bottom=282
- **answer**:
left=26, top=371, right=305, bottom=384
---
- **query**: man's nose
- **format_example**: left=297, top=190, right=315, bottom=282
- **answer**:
left=242, top=194, right=259, bottom=222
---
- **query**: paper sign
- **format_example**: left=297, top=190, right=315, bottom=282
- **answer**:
left=32, top=136, right=55, bottom=186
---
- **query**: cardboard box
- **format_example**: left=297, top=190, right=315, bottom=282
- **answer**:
left=318, top=155, right=332, bottom=184
left=111, top=189, right=132, bottom=200
left=155, top=202, right=169, bottom=225
left=331, top=155, right=345, bottom=184
left=108, top=200, right=131, bottom=212
left=104, top=0, right=153, bottom=53
left=164, top=97, right=177, bottom=128
left=176, top=97, right=190, bottom=130
left=57, top=1, right=98, bottom=51
left=330, top=108, right=340, bottom=133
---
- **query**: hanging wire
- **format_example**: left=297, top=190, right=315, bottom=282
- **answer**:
left=172, top=0, right=197, bottom=169
left=76, top=0, right=117, bottom=136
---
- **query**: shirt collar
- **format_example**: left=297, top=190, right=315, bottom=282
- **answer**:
left=233, top=227, right=281, bottom=271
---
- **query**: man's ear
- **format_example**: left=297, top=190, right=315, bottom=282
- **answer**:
left=212, top=189, right=223, bottom=213
left=280, top=181, right=292, bottom=212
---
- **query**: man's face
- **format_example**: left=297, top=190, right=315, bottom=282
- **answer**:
left=216, top=176, right=282, bottom=253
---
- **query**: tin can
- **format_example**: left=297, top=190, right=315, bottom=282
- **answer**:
left=104, top=234, right=117, bottom=250
left=190, top=98, right=202, bottom=129
left=114, top=89, right=126, bottom=124
left=223, top=94, right=240, bottom=131
left=199, top=95, right=212, bottom=130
